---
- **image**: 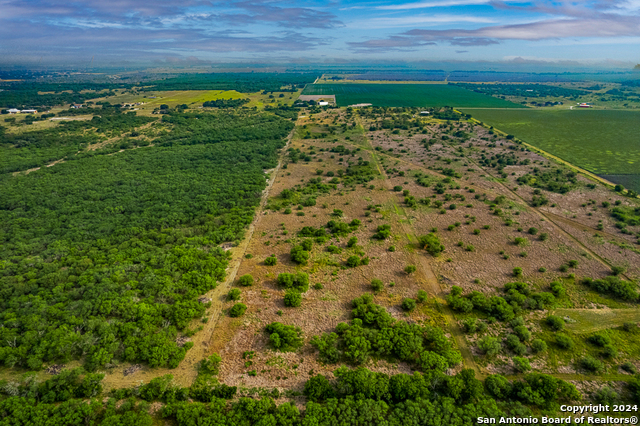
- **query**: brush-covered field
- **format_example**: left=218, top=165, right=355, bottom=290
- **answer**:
left=302, top=83, right=525, bottom=108
left=463, top=108, right=640, bottom=191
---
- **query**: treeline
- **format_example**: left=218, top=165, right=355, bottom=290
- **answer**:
left=0, top=82, right=118, bottom=108
left=141, top=73, right=316, bottom=93
left=447, top=282, right=557, bottom=321
left=455, top=83, right=588, bottom=99
left=0, top=362, right=594, bottom=425
left=203, top=98, right=250, bottom=108
left=0, top=111, right=292, bottom=371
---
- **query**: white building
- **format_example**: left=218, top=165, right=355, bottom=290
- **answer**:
left=21, top=109, right=38, bottom=114
left=7, top=108, right=20, bottom=114
left=318, top=101, right=329, bottom=106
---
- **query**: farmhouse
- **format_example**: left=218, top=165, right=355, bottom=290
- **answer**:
left=71, top=104, right=83, bottom=109
left=21, top=109, right=38, bottom=114
left=318, top=101, right=329, bottom=106
left=419, top=111, right=430, bottom=115
left=578, top=103, right=592, bottom=108
left=7, top=108, right=20, bottom=114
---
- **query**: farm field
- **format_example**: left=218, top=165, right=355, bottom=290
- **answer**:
left=463, top=108, right=640, bottom=192
left=302, top=83, right=525, bottom=108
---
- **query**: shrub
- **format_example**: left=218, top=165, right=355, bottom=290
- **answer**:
left=514, top=237, right=528, bottom=246
left=290, top=245, right=310, bottom=265
left=581, top=356, right=604, bottom=373
left=587, top=334, right=611, bottom=347
left=418, top=233, right=445, bottom=256
left=528, top=227, right=538, bottom=235
left=265, top=322, right=303, bottom=351
left=393, top=186, right=402, bottom=191
left=582, top=276, right=639, bottom=301
left=404, top=265, right=417, bottom=274
left=200, top=353, right=222, bottom=375
left=546, top=315, right=565, bottom=331
left=611, top=266, right=626, bottom=276
left=531, top=339, right=547, bottom=353
left=304, top=375, right=336, bottom=402
left=284, top=290, right=302, bottom=307
left=346, top=256, right=361, bottom=268
left=417, top=290, right=428, bottom=303
left=513, top=357, right=531, bottom=373
left=478, top=336, right=501, bottom=356
left=277, top=272, right=309, bottom=292
left=371, top=279, right=384, bottom=293
left=373, top=224, right=392, bottom=240
left=347, top=237, right=358, bottom=247
left=556, top=334, right=574, bottom=350
left=568, top=259, right=579, bottom=268
left=229, top=303, right=247, bottom=317
left=594, top=386, right=619, bottom=405
left=623, top=322, right=638, bottom=333
left=621, top=361, right=637, bottom=374
left=237, top=274, right=254, bottom=287
left=539, top=233, right=549, bottom=241
left=514, top=326, right=531, bottom=342
left=463, top=318, right=477, bottom=333
left=264, top=255, right=277, bottom=266
left=602, top=344, right=618, bottom=358
left=227, top=288, right=241, bottom=301
left=301, top=239, right=313, bottom=251
left=513, top=267, right=523, bottom=277
left=559, top=264, right=569, bottom=273
left=402, top=298, right=417, bottom=311
left=388, top=245, right=396, bottom=252
left=550, top=281, right=565, bottom=297
left=327, top=245, right=342, bottom=254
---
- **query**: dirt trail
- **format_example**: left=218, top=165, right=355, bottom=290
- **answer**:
left=356, top=117, right=483, bottom=377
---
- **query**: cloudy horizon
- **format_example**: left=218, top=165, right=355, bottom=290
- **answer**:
left=1, top=0, right=639, bottom=68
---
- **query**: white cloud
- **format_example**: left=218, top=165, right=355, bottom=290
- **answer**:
left=349, top=14, right=496, bottom=28
left=376, top=0, right=491, bottom=11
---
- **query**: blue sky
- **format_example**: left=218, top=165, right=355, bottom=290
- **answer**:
left=1, top=0, right=639, bottom=67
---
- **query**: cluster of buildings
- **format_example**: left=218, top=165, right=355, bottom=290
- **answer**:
left=7, top=108, right=37, bottom=114
left=123, top=102, right=144, bottom=107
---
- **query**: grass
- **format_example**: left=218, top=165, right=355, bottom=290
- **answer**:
left=91, top=89, right=302, bottom=114
left=553, top=308, right=640, bottom=333
left=535, top=324, right=640, bottom=375
left=301, top=84, right=525, bottom=108
left=462, top=109, right=640, bottom=191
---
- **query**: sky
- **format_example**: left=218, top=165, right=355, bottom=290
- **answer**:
left=1, top=0, right=639, bottom=68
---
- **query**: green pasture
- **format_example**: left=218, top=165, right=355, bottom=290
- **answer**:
left=301, top=83, right=524, bottom=108
left=464, top=109, right=640, bottom=190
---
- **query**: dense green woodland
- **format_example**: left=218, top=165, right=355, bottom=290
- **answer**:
left=0, top=361, right=621, bottom=425
left=0, top=110, right=294, bottom=371
left=1, top=110, right=156, bottom=173
left=0, top=82, right=121, bottom=109
left=0, top=73, right=316, bottom=109
left=142, top=73, right=316, bottom=92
